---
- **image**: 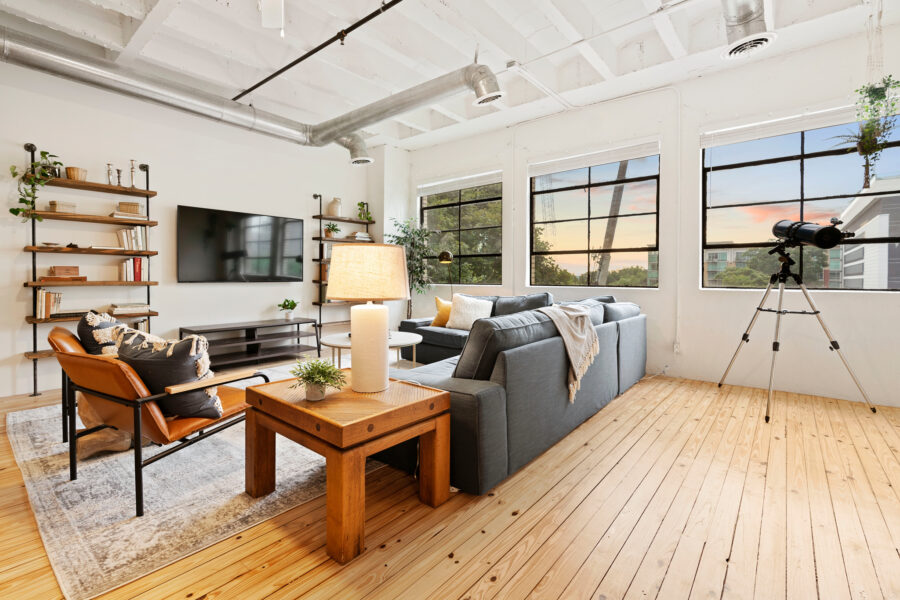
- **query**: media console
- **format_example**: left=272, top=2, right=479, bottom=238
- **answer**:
left=179, top=317, right=320, bottom=369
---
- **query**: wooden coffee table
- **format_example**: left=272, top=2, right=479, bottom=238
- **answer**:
left=244, top=370, right=451, bottom=563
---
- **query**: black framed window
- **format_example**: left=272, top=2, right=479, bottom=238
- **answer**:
left=529, top=155, right=659, bottom=287
left=702, top=121, right=900, bottom=290
left=420, top=182, right=502, bottom=285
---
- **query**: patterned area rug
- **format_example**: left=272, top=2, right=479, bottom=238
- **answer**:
left=6, top=381, right=382, bottom=600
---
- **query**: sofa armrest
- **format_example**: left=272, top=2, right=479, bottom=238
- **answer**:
left=389, top=368, right=508, bottom=495
left=399, top=317, right=433, bottom=333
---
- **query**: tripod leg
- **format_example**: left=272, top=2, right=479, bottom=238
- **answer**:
left=718, top=279, right=775, bottom=388
left=765, top=282, right=786, bottom=423
left=798, top=284, right=876, bottom=413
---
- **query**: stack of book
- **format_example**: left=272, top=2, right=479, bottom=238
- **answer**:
left=119, top=257, right=149, bottom=281
left=116, top=227, right=149, bottom=251
left=35, top=290, right=63, bottom=319
left=109, top=302, right=151, bottom=316
left=48, top=200, right=77, bottom=213
left=40, top=266, right=87, bottom=282
left=132, top=318, right=150, bottom=333
left=350, top=231, right=373, bottom=241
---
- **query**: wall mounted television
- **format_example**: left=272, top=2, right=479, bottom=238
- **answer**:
left=176, top=205, right=303, bottom=283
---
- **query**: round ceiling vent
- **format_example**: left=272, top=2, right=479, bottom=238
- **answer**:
left=722, top=31, right=777, bottom=60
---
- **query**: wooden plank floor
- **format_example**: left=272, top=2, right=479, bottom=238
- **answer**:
left=2, top=376, right=900, bottom=599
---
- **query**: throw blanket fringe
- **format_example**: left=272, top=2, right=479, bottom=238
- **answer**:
left=537, top=304, right=600, bottom=402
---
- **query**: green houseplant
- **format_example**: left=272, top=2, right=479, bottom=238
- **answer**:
left=9, top=149, right=63, bottom=222
left=356, top=201, right=372, bottom=222
left=324, top=223, right=340, bottom=238
left=834, top=75, right=899, bottom=189
left=277, top=298, right=298, bottom=320
left=385, top=217, right=433, bottom=318
left=290, top=359, right=347, bottom=401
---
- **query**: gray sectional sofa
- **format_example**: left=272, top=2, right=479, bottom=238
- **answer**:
left=382, top=295, right=646, bottom=495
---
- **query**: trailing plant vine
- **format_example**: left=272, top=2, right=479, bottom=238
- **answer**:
left=9, top=150, right=62, bottom=222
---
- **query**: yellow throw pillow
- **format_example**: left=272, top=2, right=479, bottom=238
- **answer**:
left=431, top=296, right=452, bottom=327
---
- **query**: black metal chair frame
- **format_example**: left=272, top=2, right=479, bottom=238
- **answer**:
left=64, top=371, right=270, bottom=517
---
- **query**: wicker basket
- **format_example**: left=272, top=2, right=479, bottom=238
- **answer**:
left=65, top=167, right=88, bottom=181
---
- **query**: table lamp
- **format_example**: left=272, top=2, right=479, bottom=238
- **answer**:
left=326, top=243, right=409, bottom=392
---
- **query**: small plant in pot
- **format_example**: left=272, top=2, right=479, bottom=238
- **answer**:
left=277, top=298, right=298, bottom=320
left=324, top=223, right=341, bottom=238
left=290, top=359, right=347, bottom=401
left=9, top=148, right=62, bottom=222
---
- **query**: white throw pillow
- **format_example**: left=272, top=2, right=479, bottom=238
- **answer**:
left=445, top=294, right=493, bottom=331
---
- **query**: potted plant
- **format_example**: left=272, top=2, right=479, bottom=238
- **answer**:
left=9, top=148, right=62, bottom=222
left=324, top=223, right=340, bottom=238
left=290, top=359, right=347, bottom=401
left=277, top=298, right=298, bottom=320
left=357, top=201, right=372, bottom=222
left=385, top=217, right=433, bottom=318
left=833, top=75, right=899, bottom=189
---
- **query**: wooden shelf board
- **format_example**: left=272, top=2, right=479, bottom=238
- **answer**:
left=25, top=280, right=158, bottom=287
left=25, top=246, right=157, bottom=257
left=312, top=258, right=331, bottom=264
left=312, top=215, right=375, bottom=225
left=317, top=320, right=350, bottom=327
left=33, top=212, right=158, bottom=227
left=46, top=177, right=157, bottom=198
left=312, top=237, right=374, bottom=244
left=312, top=280, right=327, bottom=285
left=24, top=350, right=55, bottom=360
left=27, top=311, right=158, bottom=324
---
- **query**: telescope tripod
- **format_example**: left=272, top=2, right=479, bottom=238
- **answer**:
left=718, top=244, right=876, bottom=422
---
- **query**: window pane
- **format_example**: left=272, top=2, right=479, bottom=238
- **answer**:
left=804, top=152, right=869, bottom=198
left=532, top=167, right=589, bottom=192
left=590, top=214, right=656, bottom=250
left=706, top=202, right=800, bottom=245
left=533, top=188, right=589, bottom=222
left=805, top=242, right=900, bottom=290
left=426, top=258, right=458, bottom=285
left=804, top=123, right=857, bottom=153
left=706, top=160, right=800, bottom=206
left=428, top=230, right=459, bottom=254
left=591, top=155, right=659, bottom=183
left=590, top=251, right=659, bottom=287
left=423, top=205, right=458, bottom=230
left=839, top=193, right=900, bottom=238
left=702, top=246, right=790, bottom=288
left=875, top=146, right=900, bottom=179
left=533, top=221, right=588, bottom=252
left=459, top=256, right=501, bottom=285
left=590, top=180, right=657, bottom=217
left=461, top=227, right=501, bottom=254
left=704, top=132, right=800, bottom=167
left=531, top=253, right=589, bottom=286
left=460, top=183, right=501, bottom=202
left=422, top=190, right=458, bottom=207
left=460, top=200, right=501, bottom=228
left=802, top=197, right=853, bottom=225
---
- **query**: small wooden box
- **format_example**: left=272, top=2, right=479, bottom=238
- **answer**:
left=49, top=266, right=79, bottom=276
left=117, top=201, right=142, bottom=214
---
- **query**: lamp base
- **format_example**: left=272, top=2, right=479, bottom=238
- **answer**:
left=349, top=303, right=389, bottom=393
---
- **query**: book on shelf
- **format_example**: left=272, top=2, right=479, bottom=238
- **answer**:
left=109, top=303, right=151, bottom=315
left=116, top=226, right=149, bottom=251
left=116, top=201, right=142, bottom=214
left=35, top=290, right=63, bottom=319
left=109, top=212, right=148, bottom=219
left=120, top=257, right=148, bottom=282
left=48, top=201, right=77, bottom=213
left=50, top=309, right=91, bottom=319
left=133, top=318, right=150, bottom=333
left=90, top=245, right=125, bottom=250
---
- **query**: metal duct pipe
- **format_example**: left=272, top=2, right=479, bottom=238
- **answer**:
left=308, top=64, right=503, bottom=146
left=0, top=28, right=505, bottom=163
left=720, top=0, right=767, bottom=43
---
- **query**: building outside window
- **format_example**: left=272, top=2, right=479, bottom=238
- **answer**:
left=702, top=120, right=900, bottom=290
left=529, top=154, right=660, bottom=287
left=419, top=180, right=502, bottom=285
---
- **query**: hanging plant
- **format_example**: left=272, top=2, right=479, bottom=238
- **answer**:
left=9, top=149, right=62, bottom=222
left=833, top=75, right=899, bottom=189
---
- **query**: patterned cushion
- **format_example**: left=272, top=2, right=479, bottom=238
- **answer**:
left=76, top=311, right=121, bottom=355
left=113, top=327, right=222, bottom=419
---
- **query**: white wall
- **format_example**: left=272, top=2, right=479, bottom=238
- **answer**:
left=403, top=27, right=900, bottom=407
left=0, top=63, right=368, bottom=398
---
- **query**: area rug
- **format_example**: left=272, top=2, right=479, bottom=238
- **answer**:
left=7, top=396, right=382, bottom=600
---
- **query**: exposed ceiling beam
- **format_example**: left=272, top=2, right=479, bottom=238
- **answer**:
left=115, top=0, right=179, bottom=64
left=531, top=0, right=616, bottom=80
left=80, top=0, right=148, bottom=20
left=643, top=0, right=687, bottom=59
left=0, top=0, right=126, bottom=50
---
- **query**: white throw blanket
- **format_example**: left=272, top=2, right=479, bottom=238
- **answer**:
left=537, top=304, right=600, bottom=402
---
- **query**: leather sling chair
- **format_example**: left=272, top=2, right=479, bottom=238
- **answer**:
left=48, top=327, right=269, bottom=517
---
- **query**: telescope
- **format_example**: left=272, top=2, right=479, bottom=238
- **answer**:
left=771, top=218, right=853, bottom=249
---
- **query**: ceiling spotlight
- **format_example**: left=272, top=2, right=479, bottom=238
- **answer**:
left=259, top=0, right=285, bottom=38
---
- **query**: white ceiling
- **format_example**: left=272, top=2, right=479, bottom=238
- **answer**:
left=0, top=0, right=896, bottom=150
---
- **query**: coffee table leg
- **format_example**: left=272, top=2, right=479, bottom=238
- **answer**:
left=418, top=413, right=450, bottom=507
left=326, top=448, right=366, bottom=563
left=245, top=409, right=276, bottom=497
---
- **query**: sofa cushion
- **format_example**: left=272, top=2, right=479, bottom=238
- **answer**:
left=77, top=310, right=121, bottom=355
left=416, top=326, right=470, bottom=349
left=113, top=327, right=223, bottom=419
left=431, top=296, right=452, bottom=327
left=493, top=292, right=554, bottom=316
left=446, top=294, right=494, bottom=331
left=454, top=300, right=606, bottom=380
left=590, top=295, right=617, bottom=303
left=603, top=302, right=641, bottom=322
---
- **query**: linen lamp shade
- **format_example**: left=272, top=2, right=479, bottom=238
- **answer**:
left=326, top=244, right=409, bottom=392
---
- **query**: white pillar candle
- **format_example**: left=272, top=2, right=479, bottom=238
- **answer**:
left=349, top=302, right=389, bottom=392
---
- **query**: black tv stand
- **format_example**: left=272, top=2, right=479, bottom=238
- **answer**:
left=179, top=317, right=320, bottom=369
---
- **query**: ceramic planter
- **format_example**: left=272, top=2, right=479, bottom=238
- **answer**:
left=305, top=383, right=326, bottom=401
left=284, top=310, right=294, bottom=320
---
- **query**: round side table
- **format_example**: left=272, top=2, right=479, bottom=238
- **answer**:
left=320, top=331, right=423, bottom=368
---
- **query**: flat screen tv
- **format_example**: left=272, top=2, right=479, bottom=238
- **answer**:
left=177, top=205, right=303, bottom=282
